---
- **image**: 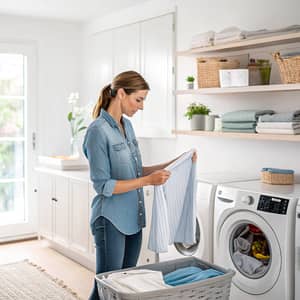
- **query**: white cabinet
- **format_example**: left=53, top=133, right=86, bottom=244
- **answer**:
left=38, top=172, right=68, bottom=247
left=37, top=168, right=94, bottom=270
left=69, top=178, right=89, bottom=255
left=137, top=186, right=156, bottom=265
left=84, top=13, right=175, bottom=137
left=138, top=14, right=174, bottom=138
left=52, top=176, right=69, bottom=247
left=38, top=172, right=53, bottom=240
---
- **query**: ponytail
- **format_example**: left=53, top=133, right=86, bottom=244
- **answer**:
left=92, top=84, right=112, bottom=119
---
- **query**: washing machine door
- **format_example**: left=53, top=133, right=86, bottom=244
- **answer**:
left=216, top=210, right=281, bottom=295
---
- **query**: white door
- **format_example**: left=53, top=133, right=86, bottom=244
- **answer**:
left=69, top=178, right=89, bottom=255
left=53, top=176, right=69, bottom=247
left=0, top=43, right=37, bottom=239
left=139, top=14, right=174, bottom=138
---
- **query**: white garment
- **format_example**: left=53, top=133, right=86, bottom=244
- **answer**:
left=148, top=149, right=197, bottom=253
left=256, top=127, right=300, bottom=135
left=101, top=269, right=169, bottom=293
left=256, top=121, right=300, bottom=129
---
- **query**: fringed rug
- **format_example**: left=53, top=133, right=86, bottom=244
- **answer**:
left=0, top=260, right=82, bottom=300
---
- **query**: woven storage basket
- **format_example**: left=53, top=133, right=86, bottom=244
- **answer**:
left=197, top=57, right=240, bottom=88
left=96, top=257, right=235, bottom=300
left=261, top=171, right=294, bottom=185
left=273, top=52, right=300, bottom=84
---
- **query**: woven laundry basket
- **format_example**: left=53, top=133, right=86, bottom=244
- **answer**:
left=273, top=52, right=300, bottom=84
left=197, top=57, right=240, bottom=88
left=96, top=256, right=235, bottom=300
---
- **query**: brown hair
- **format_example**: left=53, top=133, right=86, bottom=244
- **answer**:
left=92, top=70, right=150, bottom=119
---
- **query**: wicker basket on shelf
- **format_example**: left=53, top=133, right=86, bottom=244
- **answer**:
left=197, top=57, right=240, bottom=88
left=273, top=52, right=300, bottom=84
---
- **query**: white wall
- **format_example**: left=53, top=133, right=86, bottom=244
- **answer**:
left=0, top=15, right=83, bottom=155
left=82, top=0, right=300, bottom=176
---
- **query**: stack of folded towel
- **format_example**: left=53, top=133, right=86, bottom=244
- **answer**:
left=222, top=110, right=274, bottom=133
left=190, top=30, right=214, bottom=48
left=256, top=110, right=300, bottom=135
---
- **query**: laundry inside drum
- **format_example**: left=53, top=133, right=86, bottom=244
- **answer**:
left=229, top=223, right=271, bottom=279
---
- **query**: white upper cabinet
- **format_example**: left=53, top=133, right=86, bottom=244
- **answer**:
left=138, top=14, right=174, bottom=138
left=113, top=23, right=140, bottom=75
left=84, top=13, right=175, bottom=138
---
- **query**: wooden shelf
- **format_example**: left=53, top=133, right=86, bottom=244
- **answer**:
left=177, top=32, right=300, bottom=56
left=173, top=130, right=300, bottom=142
left=175, top=84, right=300, bottom=95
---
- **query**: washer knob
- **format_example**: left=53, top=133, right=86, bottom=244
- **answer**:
left=242, top=195, right=254, bottom=205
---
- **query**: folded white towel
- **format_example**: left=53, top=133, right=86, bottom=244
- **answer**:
left=256, top=122, right=300, bottom=129
left=256, top=127, right=300, bottom=135
left=101, top=269, right=169, bottom=293
left=190, top=30, right=214, bottom=48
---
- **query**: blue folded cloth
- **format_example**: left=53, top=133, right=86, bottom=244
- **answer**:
left=222, top=110, right=274, bottom=123
left=259, top=111, right=300, bottom=122
left=222, top=122, right=256, bottom=130
left=163, top=266, right=223, bottom=286
left=262, top=168, right=294, bottom=174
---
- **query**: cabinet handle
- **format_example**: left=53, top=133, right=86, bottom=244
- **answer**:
left=51, top=197, right=58, bottom=202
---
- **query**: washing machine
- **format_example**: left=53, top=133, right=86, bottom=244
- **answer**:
left=295, top=199, right=300, bottom=300
left=158, top=172, right=257, bottom=263
left=214, top=180, right=300, bottom=300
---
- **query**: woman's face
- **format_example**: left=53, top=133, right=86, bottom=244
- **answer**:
left=121, top=89, right=148, bottom=117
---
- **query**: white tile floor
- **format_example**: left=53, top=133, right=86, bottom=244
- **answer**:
left=0, top=239, right=94, bottom=299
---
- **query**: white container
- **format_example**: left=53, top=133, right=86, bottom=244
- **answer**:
left=219, top=69, right=249, bottom=87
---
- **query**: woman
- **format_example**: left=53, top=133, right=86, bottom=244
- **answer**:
left=83, top=70, right=196, bottom=300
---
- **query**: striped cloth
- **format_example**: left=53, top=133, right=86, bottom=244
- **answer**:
left=148, top=150, right=197, bottom=253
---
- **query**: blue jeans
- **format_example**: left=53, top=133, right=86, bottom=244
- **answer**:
left=89, top=217, right=142, bottom=300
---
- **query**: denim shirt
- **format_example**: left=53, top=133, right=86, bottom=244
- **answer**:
left=83, top=109, right=145, bottom=235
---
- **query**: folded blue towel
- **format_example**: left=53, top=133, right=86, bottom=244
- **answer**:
left=259, top=111, right=300, bottom=122
left=222, top=122, right=256, bottom=130
left=222, top=110, right=274, bottom=123
left=261, top=168, right=294, bottom=174
left=163, top=266, right=223, bottom=286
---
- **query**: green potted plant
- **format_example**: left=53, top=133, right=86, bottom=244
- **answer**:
left=186, top=76, right=195, bottom=89
left=185, top=102, right=211, bottom=130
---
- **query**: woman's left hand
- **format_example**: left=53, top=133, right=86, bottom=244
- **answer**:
left=192, top=151, right=197, bottom=163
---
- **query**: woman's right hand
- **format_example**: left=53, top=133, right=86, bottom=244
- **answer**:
left=147, top=170, right=171, bottom=185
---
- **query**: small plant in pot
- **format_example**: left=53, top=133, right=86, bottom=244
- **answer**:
left=185, top=102, right=211, bottom=130
left=186, top=76, right=195, bottom=89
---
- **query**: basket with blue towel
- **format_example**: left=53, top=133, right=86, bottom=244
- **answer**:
left=261, top=168, right=294, bottom=185
left=96, top=257, right=235, bottom=300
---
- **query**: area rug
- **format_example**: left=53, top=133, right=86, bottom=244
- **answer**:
left=0, top=260, right=82, bottom=300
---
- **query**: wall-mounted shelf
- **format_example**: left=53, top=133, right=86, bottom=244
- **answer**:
left=177, top=32, right=300, bottom=56
left=173, top=130, right=300, bottom=142
left=175, top=83, right=300, bottom=95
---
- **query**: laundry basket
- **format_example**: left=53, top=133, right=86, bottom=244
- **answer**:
left=96, top=257, right=235, bottom=300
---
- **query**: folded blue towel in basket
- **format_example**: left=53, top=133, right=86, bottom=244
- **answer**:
left=163, top=266, right=224, bottom=286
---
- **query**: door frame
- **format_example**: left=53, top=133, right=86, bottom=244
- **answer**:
left=0, top=42, right=38, bottom=240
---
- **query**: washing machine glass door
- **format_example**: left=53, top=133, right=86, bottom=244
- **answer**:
left=217, top=211, right=281, bottom=295
left=174, top=218, right=200, bottom=255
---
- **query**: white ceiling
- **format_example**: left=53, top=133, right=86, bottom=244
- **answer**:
left=0, top=0, right=151, bottom=23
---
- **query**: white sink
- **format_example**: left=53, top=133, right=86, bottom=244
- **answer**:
left=38, top=155, right=88, bottom=170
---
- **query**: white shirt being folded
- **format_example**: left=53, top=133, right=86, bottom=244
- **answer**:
left=100, top=269, right=169, bottom=293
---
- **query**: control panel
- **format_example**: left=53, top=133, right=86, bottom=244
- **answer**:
left=257, top=194, right=289, bottom=215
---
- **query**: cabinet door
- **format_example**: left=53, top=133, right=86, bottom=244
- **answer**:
left=38, top=173, right=53, bottom=240
left=139, top=14, right=174, bottom=138
left=138, top=186, right=156, bottom=265
left=88, top=183, right=97, bottom=258
left=69, top=179, right=89, bottom=255
left=53, top=176, right=69, bottom=247
left=87, top=30, right=113, bottom=102
left=113, top=23, right=140, bottom=75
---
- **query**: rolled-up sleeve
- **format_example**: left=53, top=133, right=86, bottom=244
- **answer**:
left=83, top=127, right=116, bottom=197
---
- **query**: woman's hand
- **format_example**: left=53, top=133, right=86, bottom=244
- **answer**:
left=192, top=151, right=197, bottom=163
left=147, top=170, right=171, bottom=185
